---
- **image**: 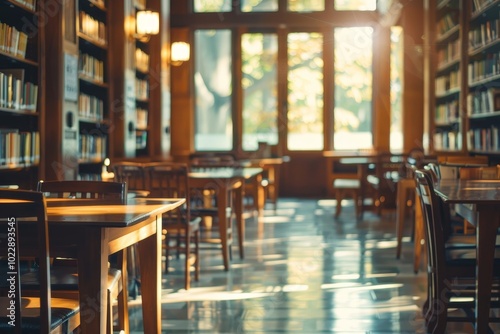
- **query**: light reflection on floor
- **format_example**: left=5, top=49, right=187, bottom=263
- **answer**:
left=124, top=198, right=487, bottom=334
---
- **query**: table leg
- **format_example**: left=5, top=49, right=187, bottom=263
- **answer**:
left=235, top=183, right=244, bottom=259
left=218, top=187, right=230, bottom=271
left=77, top=227, right=108, bottom=333
left=475, top=207, right=499, bottom=334
left=137, top=215, right=162, bottom=334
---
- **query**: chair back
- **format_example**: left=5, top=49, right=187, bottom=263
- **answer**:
left=0, top=189, right=51, bottom=333
left=37, top=180, right=127, bottom=202
left=112, top=162, right=147, bottom=191
left=143, top=162, right=191, bottom=221
left=414, top=169, right=447, bottom=275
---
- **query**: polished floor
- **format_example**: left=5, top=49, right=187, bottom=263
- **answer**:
left=125, top=198, right=490, bottom=333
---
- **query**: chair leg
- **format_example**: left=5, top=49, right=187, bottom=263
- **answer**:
left=116, top=250, right=129, bottom=333
left=335, top=190, right=343, bottom=218
left=194, top=230, right=200, bottom=282
left=185, top=234, right=191, bottom=290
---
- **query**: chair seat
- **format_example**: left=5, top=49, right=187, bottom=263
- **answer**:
left=0, top=296, right=80, bottom=333
left=333, top=179, right=361, bottom=188
left=21, top=267, right=122, bottom=298
left=332, top=179, right=363, bottom=219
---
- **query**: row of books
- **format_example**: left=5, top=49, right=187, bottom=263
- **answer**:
left=435, top=99, right=459, bottom=124
left=79, top=52, right=104, bottom=83
left=469, top=18, right=500, bottom=51
left=0, top=129, right=40, bottom=166
left=0, top=69, right=38, bottom=111
left=472, top=0, right=496, bottom=14
left=79, top=11, right=106, bottom=44
left=136, top=108, right=148, bottom=129
left=79, top=134, right=107, bottom=161
left=433, top=130, right=462, bottom=151
left=435, top=69, right=460, bottom=95
left=467, top=126, right=500, bottom=152
left=79, top=93, right=104, bottom=121
left=468, top=52, right=500, bottom=84
left=467, top=88, right=500, bottom=115
left=14, top=0, right=37, bottom=11
left=437, top=39, right=460, bottom=68
left=0, top=21, right=29, bottom=59
left=135, top=48, right=149, bottom=73
left=437, top=12, right=458, bottom=37
left=136, top=78, right=149, bottom=100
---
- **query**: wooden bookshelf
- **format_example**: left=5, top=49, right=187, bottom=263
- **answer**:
left=0, top=0, right=43, bottom=188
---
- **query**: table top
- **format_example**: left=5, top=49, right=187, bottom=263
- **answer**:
left=46, top=197, right=185, bottom=227
left=434, top=179, right=500, bottom=204
left=189, top=167, right=263, bottom=179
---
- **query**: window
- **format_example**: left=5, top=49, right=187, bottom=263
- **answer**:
left=287, top=32, right=324, bottom=151
left=334, top=0, right=376, bottom=11
left=333, top=27, right=373, bottom=150
left=194, top=29, right=233, bottom=151
left=194, top=0, right=232, bottom=12
left=242, top=33, right=278, bottom=151
left=288, top=0, right=324, bottom=12
left=390, top=26, right=403, bottom=152
left=241, top=0, right=278, bottom=12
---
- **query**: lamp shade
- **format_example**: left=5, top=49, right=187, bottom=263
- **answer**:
left=136, top=11, right=159, bottom=36
left=171, top=41, right=190, bottom=62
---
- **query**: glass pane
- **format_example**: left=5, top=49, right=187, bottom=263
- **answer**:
left=390, top=26, right=403, bottom=152
left=242, top=0, right=278, bottom=12
left=194, top=30, right=233, bottom=151
left=288, top=0, right=324, bottom=12
left=242, top=33, right=278, bottom=151
left=335, top=0, right=376, bottom=11
left=287, top=32, right=324, bottom=151
left=194, top=0, right=231, bottom=12
left=333, top=27, right=373, bottom=150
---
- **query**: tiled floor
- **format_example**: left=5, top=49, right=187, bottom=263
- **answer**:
left=125, top=198, right=486, bottom=333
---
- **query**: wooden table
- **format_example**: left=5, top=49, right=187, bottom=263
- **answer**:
left=242, top=157, right=290, bottom=210
left=43, top=197, right=185, bottom=333
left=189, top=167, right=263, bottom=269
left=434, top=179, right=500, bottom=334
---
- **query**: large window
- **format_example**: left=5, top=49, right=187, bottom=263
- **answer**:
left=188, top=1, right=383, bottom=153
left=333, top=27, right=373, bottom=150
left=287, top=32, right=324, bottom=151
left=241, top=33, right=278, bottom=151
left=334, top=0, right=376, bottom=11
left=194, top=0, right=231, bottom=12
left=391, top=26, right=404, bottom=152
left=288, top=0, right=324, bottom=12
left=242, top=0, right=278, bottom=12
left=194, top=30, right=233, bottom=151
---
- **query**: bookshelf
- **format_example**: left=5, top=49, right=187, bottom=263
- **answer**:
left=135, top=37, right=150, bottom=157
left=466, top=0, right=500, bottom=154
left=426, top=0, right=500, bottom=159
left=77, top=0, right=109, bottom=179
left=0, top=0, right=43, bottom=188
left=431, top=0, right=464, bottom=152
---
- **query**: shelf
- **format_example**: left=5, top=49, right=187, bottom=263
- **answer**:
left=0, top=107, right=38, bottom=116
left=469, top=110, right=500, bottom=119
left=3, top=0, right=35, bottom=13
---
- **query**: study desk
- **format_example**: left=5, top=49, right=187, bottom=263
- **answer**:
left=241, top=156, right=290, bottom=210
left=189, top=167, right=263, bottom=270
left=434, top=179, right=500, bottom=333
left=43, top=197, right=185, bottom=333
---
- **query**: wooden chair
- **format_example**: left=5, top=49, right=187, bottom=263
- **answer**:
left=0, top=189, right=80, bottom=333
left=112, top=161, right=149, bottom=297
left=188, top=158, right=239, bottom=270
left=36, top=180, right=129, bottom=334
left=112, top=161, right=149, bottom=198
left=367, top=152, right=404, bottom=215
left=143, top=162, right=201, bottom=290
left=414, top=169, right=500, bottom=333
